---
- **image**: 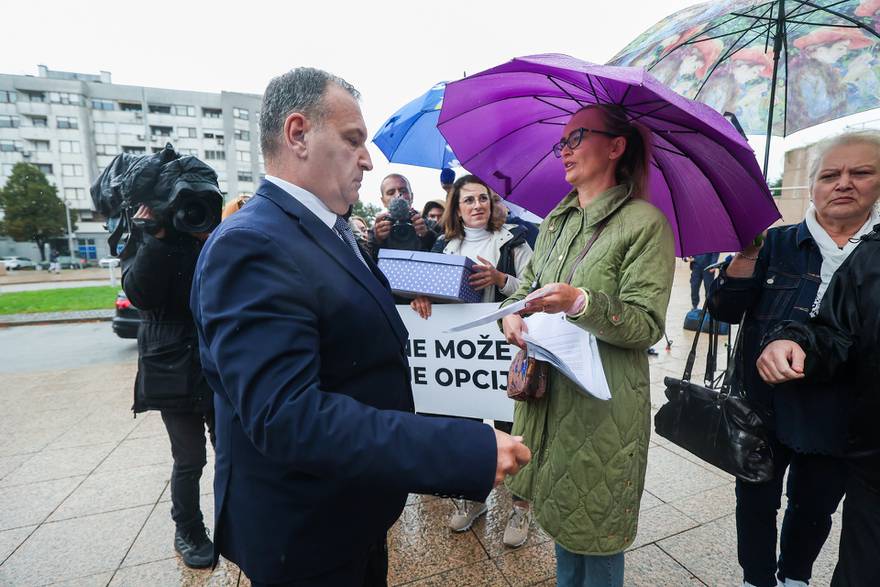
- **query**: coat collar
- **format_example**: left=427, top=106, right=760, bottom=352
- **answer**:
left=442, top=224, right=516, bottom=254
left=546, top=183, right=632, bottom=228
left=255, top=180, right=408, bottom=347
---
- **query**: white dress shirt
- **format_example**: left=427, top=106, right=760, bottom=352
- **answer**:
left=265, top=175, right=337, bottom=230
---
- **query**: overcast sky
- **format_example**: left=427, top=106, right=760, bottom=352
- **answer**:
left=4, top=0, right=877, bottom=210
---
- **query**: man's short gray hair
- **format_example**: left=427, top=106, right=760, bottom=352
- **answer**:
left=808, top=130, right=880, bottom=189
left=259, top=67, right=360, bottom=159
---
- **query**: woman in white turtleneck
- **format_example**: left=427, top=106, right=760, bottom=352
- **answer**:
left=410, top=175, right=533, bottom=318
left=409, top=175, right=535, bottom=546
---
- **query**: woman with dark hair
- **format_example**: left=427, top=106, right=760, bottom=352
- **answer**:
left=410, top=174, right=534, bottom=547
left=501, top=104, right=675, bottom=586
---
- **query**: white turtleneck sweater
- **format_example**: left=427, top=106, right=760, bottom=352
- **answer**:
left=447, top=225, right=533, bottom=302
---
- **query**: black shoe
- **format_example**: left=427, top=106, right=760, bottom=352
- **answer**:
left=174, top=525, right=213, bottom=569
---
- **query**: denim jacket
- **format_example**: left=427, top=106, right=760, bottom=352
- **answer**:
left=708, top=222, right=848, bottom=455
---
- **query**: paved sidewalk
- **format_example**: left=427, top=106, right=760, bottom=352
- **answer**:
left=0, top=309, right=114, bottom=327
left=0, top=264, right=842, bottom=586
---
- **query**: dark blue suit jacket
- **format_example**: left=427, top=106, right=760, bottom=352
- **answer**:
left=191, top=180, right=496, bottom=584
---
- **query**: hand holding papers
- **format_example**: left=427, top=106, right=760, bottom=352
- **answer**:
left=446, top=298, right=528, bottom=332
left=522, top=312, right=611, bottom=401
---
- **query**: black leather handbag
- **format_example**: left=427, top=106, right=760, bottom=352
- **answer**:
left=654, top=302, right=774, bottom=483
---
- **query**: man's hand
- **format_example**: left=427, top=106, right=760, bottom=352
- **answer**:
left=410, top=295, right=432, bottom=320
left=373, top=213, right=391, bottom=244
left=133, top=205, right=165, bottom=239
left=502, top=314, right=528, bottom=349
left=523, top=283, right=582, bottom=315
left=469, top=256, right=506, bottom=291
left=757, top=340, right=806, bottom=384
left=493, top=428, right=531, bottom=487
left=412, top=213, right=429, bottom=238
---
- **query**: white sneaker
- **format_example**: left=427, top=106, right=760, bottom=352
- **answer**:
left=448, top=499, right=487, bottom=532
left=502, top=505, right=531, bottom=548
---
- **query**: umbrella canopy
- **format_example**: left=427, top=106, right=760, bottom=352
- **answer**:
left=607, top=0, right=880, bottom=173
left=372, top=82, right=460, bottom=169
left=437, top=54, right=780, bottom=257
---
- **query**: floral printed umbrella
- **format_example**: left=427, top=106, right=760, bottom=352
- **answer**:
left=608, top=0, right=880, bottom=173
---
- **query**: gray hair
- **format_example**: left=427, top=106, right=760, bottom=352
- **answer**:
left=808, top=130, right=880, bottom=189
left=259, top=67, right=360, bottom=159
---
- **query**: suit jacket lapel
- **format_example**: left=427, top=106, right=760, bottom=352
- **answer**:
left=257, top=181, right=409, bottom=347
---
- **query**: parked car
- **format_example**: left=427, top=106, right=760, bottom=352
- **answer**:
left=1, top=256, right=37, bottom=270
left=112, top=291, right=140, bottom=339
left=37, top=256, right=86, bottom=270
left=99, top=257, right=120, bottom=269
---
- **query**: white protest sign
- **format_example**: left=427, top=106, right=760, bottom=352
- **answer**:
left=397, top=303, right=516, bottom=421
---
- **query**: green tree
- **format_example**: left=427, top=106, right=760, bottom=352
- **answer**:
left=351, top=200, right=382, bottom=225
left=0, top=162, right=77, bottom=261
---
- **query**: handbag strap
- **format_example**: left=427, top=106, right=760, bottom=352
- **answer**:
left=681, top=299, right=709, bottom=383
left=563, top=219, right=609, bottom=284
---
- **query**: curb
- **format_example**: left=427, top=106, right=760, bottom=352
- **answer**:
left=0, top=316, right=114, bottom=328
left=0, top=310, right=115, bottom=328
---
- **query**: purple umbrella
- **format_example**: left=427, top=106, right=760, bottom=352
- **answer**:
left=437, top=53, right=780, bottom=256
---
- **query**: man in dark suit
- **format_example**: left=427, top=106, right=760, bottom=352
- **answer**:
left=191, top=67, right=530, bottom=586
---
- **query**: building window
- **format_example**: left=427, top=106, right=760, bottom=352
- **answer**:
left=202, top=107, right=222, bottom=119
left=62, top=164, right=84, bottom=177
left=96, top=144, right=116, bottom=156
left=237, top=150, right=251, bottom=163
left=30, top=140, right=50, bottom=152
left=119, top=102, right=142, bottom=112
left=234, top=129, right=250, bottom=141
left=0, top=90, right=15, bottom=103
left=233, top=107, right=249, bottom=120
left=60, top=140, right=81, bottom=153
left=36, top=163, right=53, bottom=175
left=0, top=115, right=20, bottom=128
left=50, top=92, right=82, bottom=105
left=91, top=99, right=115, bottom=111
left=238, top=171, right=253, bottom=183
left=150, top=125, right=173, bottom=137
left=121, top=146, right=145, bottom=154
left=0, top=139, right=17, bottom=152
left=148, top=104, right=172, bottom=114
left=172, top=104, right=195, bottom=116
left=26, top=115, right=48, bottom=128
left=179, top=148, right=198, bottom=156
left=177, top=127, right=196, bottom=138
left=94, top=121, right=115, bottom=134
left=21, top=90, right=46, bottom=103
left=64, top=187, right=85, bottom=201
left=57, top=116, right=78, bottom=129
left=204, top=150, right=225, bottom=160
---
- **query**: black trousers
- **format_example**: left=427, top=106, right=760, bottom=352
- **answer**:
left=735, top=441, right=846, bottom=586
left=831, top=472, right=880, bottom=587
left=160, top=410, right=215, bottom=533
left=250, top=537, right=388, bottom=587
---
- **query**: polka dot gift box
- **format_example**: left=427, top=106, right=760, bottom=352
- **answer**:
left=378, top=250, right=483, bottom=303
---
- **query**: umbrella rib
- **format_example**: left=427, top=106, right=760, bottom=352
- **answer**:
left=695, top=20, right=775, bottom=99
left=508, top=147, right=558, bottom=196
left=786, top=0, right=850, bottom=21
left=651, top=157, right=686, bottom=254
left=653, top=144, right=689, bottom=157
left=665, top=3, right=772, bottom=55
left=787, top=20, right=862, bottom=27
left=783, top=26, right=790, bottom=136
left=533, top=95, right=578, bottom=115
left=593, top=75, right=617, bottom=104
left=624, top=103, right=676, bottom=124
left=455, top=114, right=573, bottom=167
left=798, top=0, right=880, bottom=39
left=548, top=75, right=593, bottom=107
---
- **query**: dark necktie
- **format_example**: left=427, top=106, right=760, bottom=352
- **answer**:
left=334, top=215, right=368, bottom=268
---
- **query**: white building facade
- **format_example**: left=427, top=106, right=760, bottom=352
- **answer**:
left=0, top=65, right=263, bottom=260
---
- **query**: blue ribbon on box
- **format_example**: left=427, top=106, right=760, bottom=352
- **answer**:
left=377, top=250, right=483, bottom=303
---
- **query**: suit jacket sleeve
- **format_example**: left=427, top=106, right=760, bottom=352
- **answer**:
left=195, top=226, right=497, bottom=500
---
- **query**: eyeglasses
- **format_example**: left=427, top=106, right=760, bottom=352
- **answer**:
left=459, top=193, right=490, bottom=206
left=552, top=127, right=619, bottom=158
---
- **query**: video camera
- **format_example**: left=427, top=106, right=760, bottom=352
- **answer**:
left=90, top=143, right=223, bottom=259
left=385, top=196, right=421, bottom=250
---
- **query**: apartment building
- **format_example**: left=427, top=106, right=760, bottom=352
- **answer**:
left=0, top=65, right=263, bottom=260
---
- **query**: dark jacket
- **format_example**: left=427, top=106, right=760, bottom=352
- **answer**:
left=432, top=224, right=529, bottom=302
left=764, top=226, right=880, bottom=490
left=122, top=231, right=212, bottom=414
left=191, top=180, right=496, bottom=584
left=708, top=221, right=848, bottom=455
left=367, top=207, right=438, bottom=261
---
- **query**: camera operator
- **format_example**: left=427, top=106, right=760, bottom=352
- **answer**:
left=369, top=173, right=437, bottom=259
left=122, top=204, right=215, bottom=570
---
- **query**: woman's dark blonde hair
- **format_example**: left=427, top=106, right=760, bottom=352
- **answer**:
left=442, top=175, right=504, bottom=241
left=581, top=104, right=652, bottom=199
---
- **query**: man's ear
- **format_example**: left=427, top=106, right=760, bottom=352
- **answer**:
left=283, top=113, right=310, bottom=158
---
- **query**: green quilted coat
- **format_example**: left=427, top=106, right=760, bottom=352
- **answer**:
left=503, top=183, right=674, bottom=555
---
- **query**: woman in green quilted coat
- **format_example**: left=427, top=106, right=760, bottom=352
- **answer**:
left=501, top=105, right=675, bottom=587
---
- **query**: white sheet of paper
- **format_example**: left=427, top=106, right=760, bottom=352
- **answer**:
left=522, top=312, right=612, bottom=400
left=446, top=298, right=529, bottom=332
